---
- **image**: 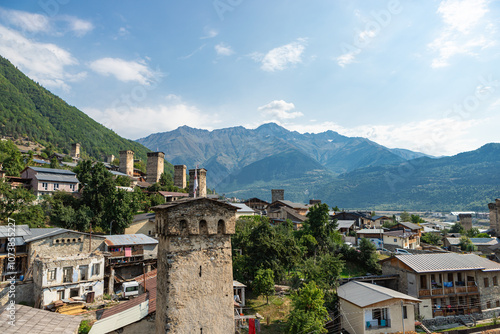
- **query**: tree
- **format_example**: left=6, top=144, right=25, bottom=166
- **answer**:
left=450, top=222, right=465, bottom=234
left=252, top=269, right=275, bottom=304
left=459, top=236, right=477, bottom=252
left=465, top=228, right=480, bottom=238
left=302, top=253, right=344, bottom=290
left=400, top=211, right=411, bottom=222
left=287, top=281, right=329, bottom=334
left=0, top=179, right=38, bottom=224
left=0, top=140, right=25, bottom=176
left=411, top=214, right=425, bottom=225
left=358, top=238, right=381, bottom=274
left=305, top=203, right=336, bottom=248
left=421, top=232, right=442, bottom=245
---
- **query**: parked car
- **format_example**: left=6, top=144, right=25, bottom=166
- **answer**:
left=122, top=281, right=139, bottom=299
left=394, top=248, right=411, bottom=255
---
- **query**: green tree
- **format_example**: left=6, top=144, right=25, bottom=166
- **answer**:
left=400, top=211, right=411, bottom=222
left=465, top=228, right=480, bottom=238
left=0, top=179, right=38, bottom=224
left=421, top=232, right=442, bottom=245
left=411, top=214, right=425, bottom=225
left=0, top=140, right=25, bottom=176
left=252, top=268, right=275, bottom=304
left=287, top=281, right=329, bottom=334
left=115, top=175, right=131, bottom=187
left=305, top=203, right=336, bottom=248
left=459, top=236, right=477, bottom=252
left=450, top=222, right=465, bottom=234
left=358, top=238, right=381, bottom=274
left=302, top=253, right=344, bottom=289
left=49, top=157, right=59, bottom=169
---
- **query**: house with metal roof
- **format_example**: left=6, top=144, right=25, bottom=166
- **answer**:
left=231, top=203, right=257, bottom=218
left=383, top=230, right=420, bottom=250
left=356, top=229, right=385, bottom=248
left=20, top=166, right=79, bottom=198
left=125, top=212, right=157, bottom=236
left=338, top=281, right=420, bottom=334
left=381, top=253, right=500, bottom=319
left=336, top=220, right=356, bottom=235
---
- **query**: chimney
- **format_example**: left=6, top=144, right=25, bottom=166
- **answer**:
left=119, top=150, right=134, bottom=177
left=146, top=152, right=165, bottom=183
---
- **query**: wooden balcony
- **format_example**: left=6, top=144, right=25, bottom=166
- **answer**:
left=444, top=287, right=454, bottom=294
left=419, top=289, right=431, bottom=297
left=107, top=249, right=143, bottom=258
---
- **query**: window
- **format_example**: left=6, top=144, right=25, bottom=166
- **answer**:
left=403, top=306, right=408, bottom=319
left=494, top=276, right=498, bottom=286
left=217, top=220, right=225, bottom=234
left=79, top=265, right=88, bottom=281
left=63, top=267, right=73, bottom=283
left=484, top=277, right=489, bottom=288
left=57, top=290, right=65, bottom=300
left=497, top=300, right=500, bottom=307
left=42, top=182, right=48, bottom=190
left=48, top=268, right=56, bottom=281
left=394, top=238, right=397, bottom=242
left=487, top=301, right=492, bottom=309
left=70, top=288, right=79, bottom=298
left=371, top=308, right=389, bottom=328
left=69, top=184, right=76, bottom=191
left=53, top=183, right=59, bottom=190
left=125, top=285, right=138, bottom=292
left=92, top=263, right=100, bottom=277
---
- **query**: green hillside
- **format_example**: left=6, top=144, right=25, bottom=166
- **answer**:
left=0, top=55, right=160, bottom=166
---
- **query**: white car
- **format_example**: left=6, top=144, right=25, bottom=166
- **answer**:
left=394, top=248, right=411, bottom=255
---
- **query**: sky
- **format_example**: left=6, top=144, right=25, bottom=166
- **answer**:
left=1, top=0, right=500, bottom=156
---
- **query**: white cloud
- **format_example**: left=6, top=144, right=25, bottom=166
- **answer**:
left=429, top=0, right=495, bottom=68
left=256, top=39, right=307, bottom=72
left=215, top=43, right=234, bottom=56
left=0, top=25, right=85, bottom=91
left=201, top=27, right=218, bottom=39
left=0, top=8, right=93, bottom=36
left=83, top=100, right=216, bottom=139
left=285, top=117, right=490, bottom=156
left=336, top=51, right=358, bottom=68
left=258, top=100, right=303, bottom=120
left=89, top=58, right=157, bottom=85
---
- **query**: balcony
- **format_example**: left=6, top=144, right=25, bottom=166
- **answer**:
left=107, top=249, right=143, bottom=258
left=366, top=319, right=391, bottom=330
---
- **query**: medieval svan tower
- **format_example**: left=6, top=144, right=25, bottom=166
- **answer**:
left=153, top=198, right=237, bottom=333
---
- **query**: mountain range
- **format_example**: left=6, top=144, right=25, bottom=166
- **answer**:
left=1, top=53, right=498, bottom=211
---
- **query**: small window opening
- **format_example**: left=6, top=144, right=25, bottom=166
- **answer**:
left=199, top=265, right=202, bottom=277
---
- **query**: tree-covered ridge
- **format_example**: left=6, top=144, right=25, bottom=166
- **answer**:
left=0, top=55, right=172, bottom=174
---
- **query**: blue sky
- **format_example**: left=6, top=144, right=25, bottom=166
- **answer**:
left=1, top=0, right=500, bottom=156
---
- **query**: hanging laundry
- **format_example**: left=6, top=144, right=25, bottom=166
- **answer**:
left=255, top=318, right=261, bottom=332
left=248, top=318, right=256, bottom=334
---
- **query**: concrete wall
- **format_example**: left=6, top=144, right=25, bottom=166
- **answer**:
left=154, top=199, right=237, bottom=334
left=124, top=220, right=156, bottom=236
left=146, top=152, right=164, bottom=184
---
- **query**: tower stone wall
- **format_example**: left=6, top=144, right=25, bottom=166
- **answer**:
left=271, top=189, right=284, bottom=203
left=189, top=168, right=207, bottom=198
left=71, top=143, right=80, bottom=159
left=147, top=152, right=165, bottom=183
left=153, top=198, right=237, bottom=334
left=489, top=200, right=500, bottom=234
left=174, top=165, right=187, bottom=189
left=459, top=213, right=473, bottom=231
left=119, top=150, right=134, bottom=177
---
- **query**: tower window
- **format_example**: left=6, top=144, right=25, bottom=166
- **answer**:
left=199, top=265, right=202, bottom=277
left=199, top=220, right=208, bottom=234
left=217, top=220, right=225, bottom=234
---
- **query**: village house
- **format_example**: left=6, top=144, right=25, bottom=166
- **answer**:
left=381, top=253, right=500, bottom=319
left=266, top=199, right=308, bottom=219
left=231, top=203, right=257, bottom=218
left=338, top=281, right=420, bottom=333
left=383, top=230, right=420, bottom=250
left=356, top=229, right=385, bottom=248
left=336, top=220, right=356, bottom=235
left=332, top=211, right=373, bottom=229
left=158, top=190, right=189, bottom=202
left=244, top=197, right=269, bottom=215
left=391, top=221, right=423, bottom=237
left=20, top=166, right=79, bottom=198
left=0, top=225, right=31, bottom=282
left=125, top=212, right=156, bottom=236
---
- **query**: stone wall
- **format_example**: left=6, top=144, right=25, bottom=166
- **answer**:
left=119, top=150, right=134, bottom=177
left=188, top=168, right=207, bottom=198
left=478, top=271, right=500, bottom=310
left=154, top=198, right=237, bottom=334
left=146, top=152, right=164, bottom=183
left=271, top=189, right=284, bottom=203
left=0, top=280, right=34, bottom=307
left=174, top=165, right=186, bottom=189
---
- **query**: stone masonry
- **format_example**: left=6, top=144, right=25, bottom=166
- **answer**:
left=153, top=198, right=237, bottom=334
left=147, top=152, right=165, bottom=183
left=489, top=199, right=500, bottom=234
left=271, top=189, right=284, bottom=203
left=174, top=165, right=187, bottom=189
left=459, top=213, right=473, bottom=231
left=189, top=168, right=207, bottom=198
left=70, top=143, right=80, bottom=159
left=119, top=150, right=134, bottom=177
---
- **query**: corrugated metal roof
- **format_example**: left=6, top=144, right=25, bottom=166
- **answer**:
left=337, top=281, right=420, bottom=307
left=233, top=280, right=246, bottom=288
left=29, top=167, right=76, bottom=175
left=277, top=200, right=308, bottom=210
left=0, top=224, right=31, bottom=238
left=35, top=172, right=78, bottom=183
left=393, top=253, right=500, bottom=273
left=337, top=220, right=355, bottom=229
left=23, top=228, right=106, bottom=243
left=397, top=221, right=422, bottom=230
left=470, top=238, right=498, bottom=245
left=384, top=230, right=415, bottom=238
left=357, top=229, right=384, bottom=234
left=158, top=191, right=189, bottom=197
left=105, top=234, right=158, bottom=246
left=228, top=203, right=255, bottom=213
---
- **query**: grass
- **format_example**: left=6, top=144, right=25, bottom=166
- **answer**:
left=433, top=321, right=497, bottom=332
left=241, top=291, right=292, bottom=334
left=340, top=261, right=366, bottom=278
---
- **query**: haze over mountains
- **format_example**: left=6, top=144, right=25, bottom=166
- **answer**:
left=1, top=53, right=499, bottom=211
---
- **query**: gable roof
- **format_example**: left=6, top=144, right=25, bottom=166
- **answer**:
left=269, top=200, right=308, bottom=210
left=338, top=281, right=420, bottom=307
left=386, top=253, right=500, bottom=273
left=0, top=224, right=31, bottom=238
left=152, top=197, right=238, bottom=212
left=23, top=228, right=106, bottom=243
left=337, top=220, right=355, bottom=229
left=357, top=229, right=385, bottom=234
left=384, top=230, right=415, bottom=238
left=470, top=238, right=499, bottom=246
left=231, top=203, right=256, bottom=214
left=396, top=221, right=422, bottom=230
left=281, top=206, right=307, bottom=222
left=105, top=234, right=158, bottom=246
left=27, top=166, right=76, bottom=175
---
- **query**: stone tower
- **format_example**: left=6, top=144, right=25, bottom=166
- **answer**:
left=174, top=165, right=187, bottom=189
left=459, top=213, right=473, bottom=231
left=189, top=168, right=207, bottom=198
left=153, top=198, right=237, bottom=334
left=119, top=150, right=134, bottom=177
left=489, top=200, right=500, bottom=234
left=147, top=152, right=165, bottom=183
left=70, top=143, right=80, bottom=159
left=271, top=189, right=284, bottom=203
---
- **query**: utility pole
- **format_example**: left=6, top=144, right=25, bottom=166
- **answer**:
left=401, top=300, right=405, bottom=334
